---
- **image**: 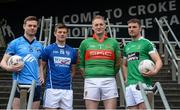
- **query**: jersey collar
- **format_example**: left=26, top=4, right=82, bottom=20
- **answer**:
left=93, top=33, right=108, bottom=43
left=132, top=36, right=144, bottom=41
left=55, top=43, right=66, bottom=48
left=23, top=36, right=35, bottom=44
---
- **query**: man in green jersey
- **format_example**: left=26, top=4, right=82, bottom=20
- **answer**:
left=122, top=18, right=162, bottom=109
left=78, top=15, right=121, bottom=109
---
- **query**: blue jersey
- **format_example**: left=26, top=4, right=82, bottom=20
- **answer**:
left=6, top=36, right=43, bottom=85
left=41, top=43, right=77, bottom=90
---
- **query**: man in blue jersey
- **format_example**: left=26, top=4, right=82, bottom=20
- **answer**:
left=39, top=23, right=77, bottom=110
left=0, top=16, right=43, bottom=109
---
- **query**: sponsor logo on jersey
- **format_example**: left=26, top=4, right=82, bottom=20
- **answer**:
left=53, top=50, right=59, bottom=53
left=54, top=57, right=71, bottom=65
left=127, top=52, right=139, bottom=61
left=85, top=50, right=114, bottom=60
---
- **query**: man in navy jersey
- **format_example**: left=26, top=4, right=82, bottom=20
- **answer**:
left=0, top=16, right=43, bottom=109
left=39, top=23, right=77, bottom=110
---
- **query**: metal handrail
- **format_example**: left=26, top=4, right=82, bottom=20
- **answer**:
left=6, top=80, right=18, bottom=110
left=48, top=16, right=53, bottom=45
left=27, top=80, right=36, bottom=109
left=6, top=80, right=36, bottom=109
left=155, top=17, right=180, bottom=84
left=161, top=17, right=180, bottom=48
left=39, top=16, right=53, bottom=47
left=118, top=69, right=127, bottom=108
left=106, top=18, right=113, bottom=38
left=155, top=17, right=179, bottom=60
left=137, top=82, right=171, bottom=110
left=0, top=32, right=6, bottom=47
left=155, top=82, right=171, bottom=109
left=138, top=82, right=151, bottom=109
left=39, top=16, right=44, bottom=43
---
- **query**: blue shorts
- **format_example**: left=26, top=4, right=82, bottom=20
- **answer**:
left=15, top=85, right=42, bottom=101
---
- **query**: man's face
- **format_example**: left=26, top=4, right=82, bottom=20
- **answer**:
left=128, top=22, right=141, bottom=38
left=54, top=28, right=68, bottom=42
left=92, top=18, right=106, bottom=35
left=23, top=20, right=38, bottom=36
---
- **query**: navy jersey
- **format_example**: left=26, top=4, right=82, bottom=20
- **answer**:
left=6, top=36, right=43, bottom=85
left=41, top=43, right=77, bottom=89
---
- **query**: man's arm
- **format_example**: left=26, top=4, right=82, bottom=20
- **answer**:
left=39, top=60, right=46, bottom=85
left=0, top=53, right=23, bottom=72
left=78, top=42, right=85, bottom=77
left=143, top=52, right=162, bottom=77
left=150, top=52, right=162, bottom=75
left=122, top=58, right=128, bottom=81
left=0, top=54, right=11, bottom=71
left=114, top=40, right=121, bottom=74
left=71, top=64, right=77, bottom=78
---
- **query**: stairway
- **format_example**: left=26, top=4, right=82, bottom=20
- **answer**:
left=0, top=47, right=12, bottom=109
left=153, top=64, right=180, bottom=109
left=0, top=46, right=180, bottom=109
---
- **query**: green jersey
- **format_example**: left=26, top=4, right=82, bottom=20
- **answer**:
left=123, top=37, right=157, bottom=86
left=79, top=36, right=120, bottom=78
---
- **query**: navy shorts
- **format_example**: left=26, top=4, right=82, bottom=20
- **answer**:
left=15, top=85, right=42, bottom=101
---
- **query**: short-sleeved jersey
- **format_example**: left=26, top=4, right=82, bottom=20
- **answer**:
left=6, top=36, right=43, bottom=85
left=123, top=37, right=157, bottom=86
left=79, top=37, right=120, bottom=78
left=41, top=43, right=77, bottom=90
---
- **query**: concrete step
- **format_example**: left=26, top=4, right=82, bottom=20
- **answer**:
left=0, top=77, right=12, bottom=80
left=73, top=105, right=124, bottom=109
left=74, top=93, right=83, bottom=99
left=155, top=99, right=180, bottom=108
left=72, top=81, right=84, bottom=87
left=72, top=87, right=84, bottom=93
left=155, top=72, right=178, bottom=82
left=153, top=80, right=177, bottom=84
left=0, top=85, right=12, bottom=92
left=154, top=94, right=180, bottom=101
left=160, top=83, right=180, bottom=89
left=0, top=69, right=12, bottom=73
left=0, top=104, right=7, bottom=109
left=0, top=80, right=12, bottom=85
left=157, top=70, right=171, bottom=74
left=163, top=88, right=180, bottom=94
left=0, top=91, right=10, bottom=98
left=0, top=97, right=8, bottom=105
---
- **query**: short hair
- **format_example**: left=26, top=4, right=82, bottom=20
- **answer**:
left=23, top=16, right=38, bottom=24
left=92, top=15, right=105, bottom=24
left=127, top=18, right=141, bottom=27
left=54, top=23, right=68, bottom=33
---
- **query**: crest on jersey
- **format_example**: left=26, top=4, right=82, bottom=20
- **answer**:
left=66, top=51, right=70, bottom=56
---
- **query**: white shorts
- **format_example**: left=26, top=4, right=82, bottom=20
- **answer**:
left=84, top=78, right=118, bottom=101
left=125, top=84, right=152, bottom=107
left=43, top=88, right=73, bottom=110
